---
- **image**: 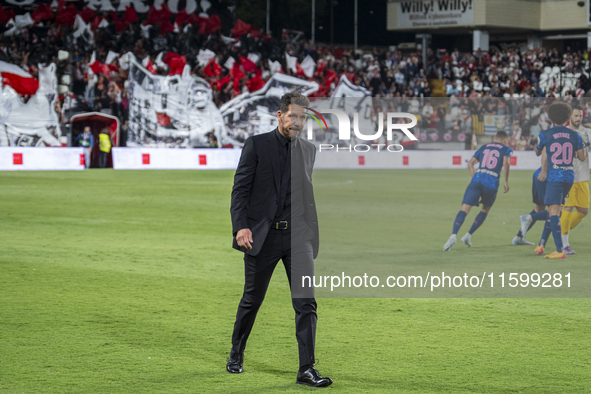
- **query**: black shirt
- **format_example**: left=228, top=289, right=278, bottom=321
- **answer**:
left=274, top=129, right=304, bottom=221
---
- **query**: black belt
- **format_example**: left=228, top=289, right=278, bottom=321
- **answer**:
left=272, top=220, right=289, bottom=230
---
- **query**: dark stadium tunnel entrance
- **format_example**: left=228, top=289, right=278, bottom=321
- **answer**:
left=70, top=113, right=120, bottom=169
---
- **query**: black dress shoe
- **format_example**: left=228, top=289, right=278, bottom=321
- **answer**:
left=296, top=366, right=333, bottom=387
left=226, top=351, right=243, bottom=374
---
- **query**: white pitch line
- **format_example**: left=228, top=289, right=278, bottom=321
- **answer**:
left=315, top=180, right=354, bottom=186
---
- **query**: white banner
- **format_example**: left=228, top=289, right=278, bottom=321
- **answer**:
left=396, top=0, right=474, bottom=29
left=111, top=147, right=542, bottom=171
left=112, top=147, right=242, bottom=169
left=0, top=147, right=542, bottom=171
left=219, top=73, right=319, bottom=147
left=0, top=147, right=84, bottom=170
left=127, top=59, right=228, bottom=148
left=0, top=63, right=61, bottom=147
left=314, top=150, right=539, bottom=170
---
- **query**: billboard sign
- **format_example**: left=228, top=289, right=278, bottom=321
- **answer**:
left=395, top=0, right=474, bottom=29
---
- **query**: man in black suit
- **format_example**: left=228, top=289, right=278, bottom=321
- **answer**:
left=227, top=93, right=332, bottom=388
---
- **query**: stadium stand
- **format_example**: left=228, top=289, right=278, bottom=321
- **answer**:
left=3, top=1, right=591, bottom=125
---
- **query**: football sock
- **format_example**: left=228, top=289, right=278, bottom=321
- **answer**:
left=561, top=234, right=569, bottom=247
left=550, top=215, right=563, bottom=253
left=560, top=210, right=572, bottom=235
left=468, top=212, right=488, bottom=235
left=517, top=209, right=537, bottom=237
left=531, top=210, right=548, bottom=222
left=539, top=218, right=552, bottom=246
left=452, top=211, right=467, bottom=235
left=570, top=210, right=587, bottom=230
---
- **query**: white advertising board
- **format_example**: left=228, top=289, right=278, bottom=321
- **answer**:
left=396, top=0, right=474, bottom=29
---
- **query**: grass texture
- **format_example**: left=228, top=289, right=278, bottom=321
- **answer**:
left=1, top=169, right=590, bottom=393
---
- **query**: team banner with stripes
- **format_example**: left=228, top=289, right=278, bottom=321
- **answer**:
left=0, top=63, right=60, bottom=147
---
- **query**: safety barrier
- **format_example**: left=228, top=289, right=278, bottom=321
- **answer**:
left=0, top=147, right=546, bottom=171
left=0, top=147, right=84, bottom=171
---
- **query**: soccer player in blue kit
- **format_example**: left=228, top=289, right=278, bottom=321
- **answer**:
left=513, top=152, right=548, bottom=246
left=529, top=102, right=586, bottom=259
left=443, top=130, right=512, bottom=251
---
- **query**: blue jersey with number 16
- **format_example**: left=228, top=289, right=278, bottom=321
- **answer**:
left=472, top=143, right=513, bottom=191
left=537, top=126, right=584, bottom=183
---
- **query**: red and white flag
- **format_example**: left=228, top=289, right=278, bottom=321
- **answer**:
left=300, top=55, right=316, bottom=78
left=0, top=61, right=39, bottom=95
left=285, top=53, right=297, bottom=74
left=142, top=56, right=156, bottom=74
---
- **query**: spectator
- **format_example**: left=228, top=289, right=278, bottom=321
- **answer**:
left=76, top=126, right=94, bottom=168
left=98, top=128, right=112, bottom=168
left=206, top=129, right=218, bottom=148
left=2, top=1, right=590, bottom=153
left=516, top=135, right=528, bottom=151
left=120, top=120, right=129, bottom=148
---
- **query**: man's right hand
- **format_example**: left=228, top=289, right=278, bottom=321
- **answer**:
left=236, top=228, right=253, bottom=250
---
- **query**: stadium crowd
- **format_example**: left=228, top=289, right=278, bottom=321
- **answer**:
left=2, top=1, right=591, bottom=149
left=435, top=47, right=591, bottom=99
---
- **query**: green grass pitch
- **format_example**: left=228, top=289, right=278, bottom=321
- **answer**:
left=1, top=169, right=590, bottom=393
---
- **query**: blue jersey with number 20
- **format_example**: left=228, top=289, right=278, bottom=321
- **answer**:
left=472, top=143, right=513, bottom=191
left=537, top=126, right=584, bottom=183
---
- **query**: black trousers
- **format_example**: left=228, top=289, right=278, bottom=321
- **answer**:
left=231, top=227, right=317, bottom=369
left=99, top=151, right=108, bottom=168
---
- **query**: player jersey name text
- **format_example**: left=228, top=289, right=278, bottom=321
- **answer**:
left=553, top=133, right=572, bottom=139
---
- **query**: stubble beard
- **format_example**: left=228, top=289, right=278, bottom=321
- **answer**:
left=279, top=119, right=301, bottom=141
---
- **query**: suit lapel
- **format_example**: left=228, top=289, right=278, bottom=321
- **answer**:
left=294, top=138, right=311, bottom=181
left=266, top=130, right=281, bottom=196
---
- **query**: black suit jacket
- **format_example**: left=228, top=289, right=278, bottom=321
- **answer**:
left=231, top=129, right=319, bottom=258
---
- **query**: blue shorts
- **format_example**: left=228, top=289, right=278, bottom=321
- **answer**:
left=544, top=181, right=573, bottom=206
left=532, top=176, right=547, bottom=207
left=462, top=181, right=498, bottom=207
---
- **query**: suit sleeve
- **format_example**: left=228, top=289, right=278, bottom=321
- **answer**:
left=230, top=137, right=258, bottom=235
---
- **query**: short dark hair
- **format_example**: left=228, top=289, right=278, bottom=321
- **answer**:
left=279, top=92, right=310, bottom=113
left=571, top=104, right=583, bottom=112
left=495, top=130, right=508, bottom=140
left=547, top=102, right=572, bottom=125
